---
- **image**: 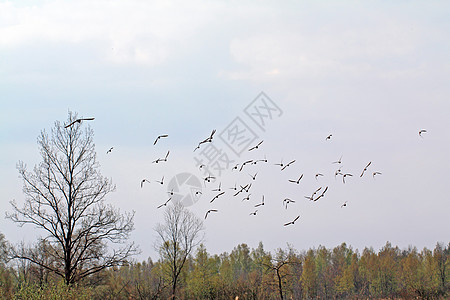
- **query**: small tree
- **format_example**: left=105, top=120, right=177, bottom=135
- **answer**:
left=155, top=202, right=204, bottom=299
left=7, top=112, right=138, bottom=285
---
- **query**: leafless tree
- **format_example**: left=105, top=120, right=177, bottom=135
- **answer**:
left=7, top=111, right=138, bottom=285
left=155, top=202, right=204, bottom=299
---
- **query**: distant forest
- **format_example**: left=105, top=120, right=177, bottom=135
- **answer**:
left=0, top=236, right=448, bottom=299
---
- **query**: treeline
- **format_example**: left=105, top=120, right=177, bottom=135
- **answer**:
left=0, top=237, right=448, bottom=299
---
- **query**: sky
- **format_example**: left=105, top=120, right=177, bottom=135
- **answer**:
left=1, top=0, right=449, bottom=261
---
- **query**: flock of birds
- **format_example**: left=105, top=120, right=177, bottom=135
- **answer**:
left=65, top=117, right=429, bottom=227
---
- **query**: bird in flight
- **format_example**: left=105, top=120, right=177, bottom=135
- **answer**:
left=153, top=151, right=170, bottom=163
left=205, top=209, right=218, bottom=219
left=106, top=147, right=114, bottom=154
left=154, top=134, right=168, bottom=145
left=274, top=159, right=284, bottom=168
left=360, top=162, right=371, bottom=177
left=249, top=173, right=258, bottom=181
left=249, top=210, right=258, bottom=216
left=232, top=164, right=240, bottom=171
left=155, top=176, right=164, bottom=185
left=315, top=173, right=324, bottom=181
left=64, top=117, right=95, bottom=128
left=239, top=160, right=253, bottom=172
left=248, top=140, right=263, bottom=151
left=283, top=198, right=295, bottom=209
left=253, top=155, right=268, bottom=164
left=203, top=175, right=215, bottom=185
left=284, top=215, right=300, bottom=226
left=332, top=155, right=343, bottom=164
left=289, top=174, right=303, bottom=184
left=281, top=160, right=296, bottom=171
left=140, top=179, right=151, bottom=188
left=305, top=187, right=322, bottom=201
left=157, top=197, right=172, bottom=209
left=254, top=195, right=265, bottom=207
left=325, top=134, right=332, bottom=141
left=341, top=201, right=348, bottom=208
left=342, top=173, right=353, bottom=184
left=419, top=129, right=427, bottom=137
left=242, top=194, right=251, bottom=202
left=194, top=129, right=216, bottom=151
left=313, top=186, right=328, bottom=202
left=373, top=171, right=382, bottom=178
left=212, top=182, right=222, bottom=192
left=210, top=191, right=225, bottom=203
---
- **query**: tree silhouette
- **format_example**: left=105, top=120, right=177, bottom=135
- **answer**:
left=7, top=111, right=138, bottom=285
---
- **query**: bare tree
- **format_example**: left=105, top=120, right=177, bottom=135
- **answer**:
left=155, top=202, right=204, bottom=299
left=7, top=111, right=138, bottom=285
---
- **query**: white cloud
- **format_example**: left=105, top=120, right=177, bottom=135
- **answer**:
left=0, top=0, right=221, bottom=65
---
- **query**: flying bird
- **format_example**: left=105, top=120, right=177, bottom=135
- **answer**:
left=341, top=201, right=348, bottom=208
left=315, top=173, right=324, bottom=180
left=249, top=210, right=258, bottom=216
left=205, top=209, right=218, bottom=219
left=155, top=176, right=164, bottom=185
left=283, top=198, right=295, bottom=209
left=210, top=191, right=225, bottom=203
left=248, top=140, right=263, bottom=151
left=152, top=151, right=170, bottom=163
left=342, top=173, right=353, bottom=184
left=373, top=171, right=382, bottom=178
left=314, top=186, right=328, bottom=201
left=140, top=179, right=151, bottom=188
left=284, top=215, right=300, bottom=226
left=64, top=117, right=95, bottom=128
left=153, top=134, right=168, bottom=145
left=418, top=129, right=427, bottom=137
left=253, top=155, right=268, bottom=164
left=194, top=129, right=216, bottom=151
left=106, top=147, right=114, bottom=154
left=249, top=173, right=258, bottom=181
left=212, top=182, right=222, bottom=192
left=254, top=195, right=265, bottom=207
left=157, top=197, right=171, bottom=209
left=360, top=162, right=372, bottom=177
left=239, top=160, right=253, bottom=172
left=289, top=174, right=303, bottom=184
left=281, top=160, right=296, bottom=171
left=242, top=194, right=251, bottom=202
left=332, top=155, right=343, bottom=164
left=325, top=134, right=332, bottom=141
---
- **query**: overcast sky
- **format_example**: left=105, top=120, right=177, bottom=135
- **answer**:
left=1, top=0, right=449, bottom=261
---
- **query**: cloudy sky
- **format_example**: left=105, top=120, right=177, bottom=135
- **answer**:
left=1, top=0, right=449, bottom=261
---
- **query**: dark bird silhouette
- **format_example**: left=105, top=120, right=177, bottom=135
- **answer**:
left=232, top=164, right=240, bottom=171
left=248, top=140, right=263, bottom=151
left=419, top=129, right=427, bottom=137
left=314, top=186, right=328, bottom=201
left=289, top=174, right=303, bottom=184
left=360, top=162, right=371, bottom=177
left=153, top=151, right=170, bottom=163
left=373, top=171, right=382, bottom=178
left=274, top=159, right=284, bottom=168
left=194, top=129, right=216, bottom=151
left=239, top=160, right=253, bottom=172
left=283, top=198, right=295, bottom=209
left=212, top=182, right=222, bottom=192
left=332, top=155, right=343, bottom=164
left=249, top=210, right=258, bottom=216
left=106, top=147, right=114, bottom=154
left=199, top=164, right=206, bottom=170
left=326, top=134, right=332, bottom=141
left=153, top=134, right=168, bottom=145
left=157, top=197, right=171, bottom=209
left=140, top=179, right=151, bottom=188
left=315, top=173, right=324, bottom=180
left=155, top=176, right=164, bottom=185
left=229, top=183, right=238, bottom=191
left=205, top=209, right=218, bottom=219
left=342, top=173, right=352, bottom=184
left=167, top=188, right=174, bottom=196
left=305, top=187, right=322, bottom=201
left=253, top=155, right=268, bottom=164
left=242, top=194, right=251, bottom=202
left=281, top=160, right=296, bottom=171
left=64, top=117, right=95, bottom=128
left=284, top=215, right=300, bottom=226
left=203, top=175, right=215, bottom=185
left=341, top=201, right=348, bottom=208
left=210, top=191, right=225, bottom=203
left=249, top=173, right=258, bottom=181
left=254, top=195, right=264, bottom=207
